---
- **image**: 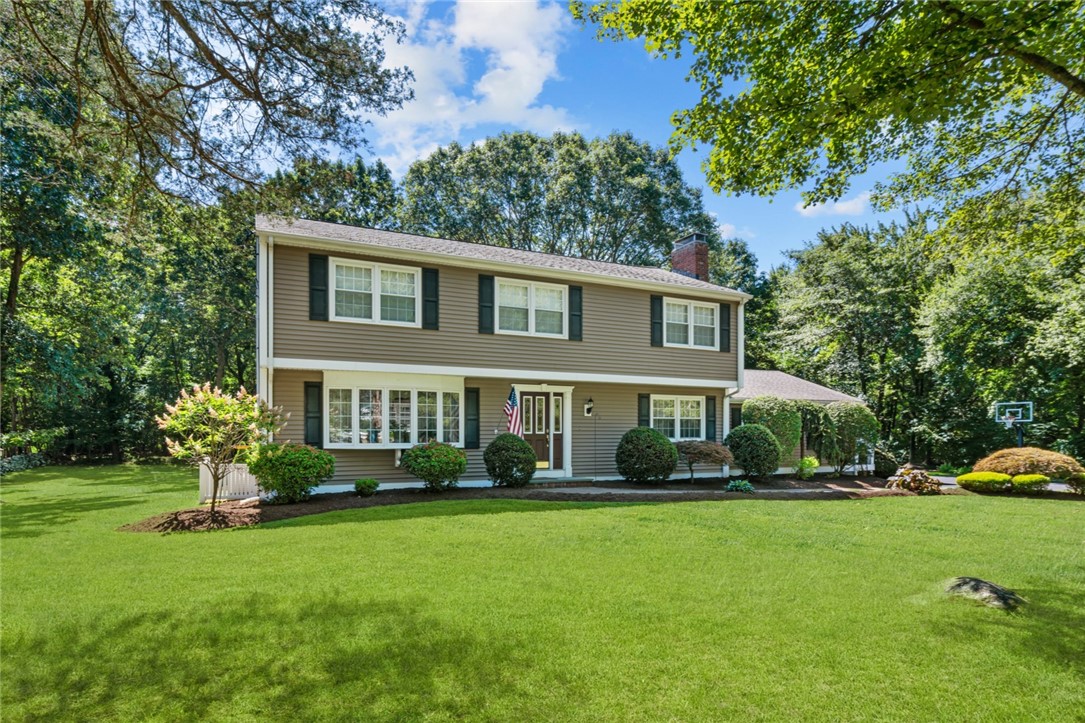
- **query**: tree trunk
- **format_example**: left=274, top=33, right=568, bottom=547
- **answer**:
left=214, top=340, right=226, bottom=389
left=5, top=244, right=24, bottom=319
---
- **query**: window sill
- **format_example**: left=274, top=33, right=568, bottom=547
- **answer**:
left=328, top=316, right=421, bottom=329
left=324, top=443, right=464, bottom=450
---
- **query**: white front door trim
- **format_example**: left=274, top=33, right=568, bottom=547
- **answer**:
left=512, top=383, right=573, bottom=478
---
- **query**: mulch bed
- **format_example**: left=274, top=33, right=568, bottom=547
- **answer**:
left=120, top=478, right=917, bottom=534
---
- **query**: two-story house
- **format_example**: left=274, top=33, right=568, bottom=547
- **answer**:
left=255, top=215, right=751, bottom=486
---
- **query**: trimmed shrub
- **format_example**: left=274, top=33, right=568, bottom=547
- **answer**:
left=796, top=456, right=819, bottom=480
left=248, top=443, right=336, bottom=503
left=825, top=402, right=879, bottom=474
left=724, top=424, right=782, bottom=478
left=1010, top=474, right=1049, bottom=493
left=354, top=478, right=380, bottom=496
left=887, top=466, right=941, bottom=495
left=0, top=453, right=46, bottom=475
left=972, top=447, right=1084, bottom=479
left=725, top=479, right=755, bottom=494
left=1067, top=472, right=1085, bottom=496
left=873, top=448, right=900, bottom=478
left=615, top=427, right=678, bottom=483
left=400, top=441, right=467, bottom=491
left=956, top=471, right=1012, bottom=493
left=484, top=433, right=537, bottom=487
left=675, top=440, right=734, bottom=482
left=740, top=396, right=801, bottom=457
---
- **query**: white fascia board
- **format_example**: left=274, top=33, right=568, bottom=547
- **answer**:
left=264, top=232, right=752, bottom=303
left=272, top=357, right=738, bottom=390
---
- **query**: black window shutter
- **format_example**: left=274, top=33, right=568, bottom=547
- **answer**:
left=478, top=275, right=494, bottom=334
left=650, top=295, right=663, bottom=347
left=638, top=393, right=651, bottom=427
left=304, top=382, right=323, bottom=448
left=730, top=404, right=742, bottom=433
left=720, top=302, right=732, bottom=353
left=464, top=388, right=481, bottom=449
left=569, top=286, right=583, bottom=341
left=422, top=268, right=440, bottom=330
left=309, top=254, right=329, bottom=321
left=705, top=395, right=716, bottom=441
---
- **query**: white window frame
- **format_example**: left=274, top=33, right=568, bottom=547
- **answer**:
left=329, top=257, right=422, bottom=328
left=650, top=394, right=706, bottom=441
left=495, top=278, right=568, bottom=339
left=324, top=385, right=464, bottom=450
left=663, top=298, right=719, bottom=351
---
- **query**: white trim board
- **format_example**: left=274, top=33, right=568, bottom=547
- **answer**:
left=271, top=357, right=738, bottom=390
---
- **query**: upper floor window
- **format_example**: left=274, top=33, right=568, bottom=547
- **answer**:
left=664, top=299, right=717, bottom=350
left=496, top=279, right=567, bottom=338
left=650, top=395, right=705, bottom=440
left=331, top=257, right=420, bottom=326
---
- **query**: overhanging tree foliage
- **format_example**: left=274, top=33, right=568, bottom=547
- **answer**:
left=573, top=1, right=1085, bottom=209
left=5, top=0, right=413, bottom=194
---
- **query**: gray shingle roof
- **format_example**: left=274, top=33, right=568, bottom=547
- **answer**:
left=734, top=370, right=864, bottom=404
left=256, top=215, right=749, bottom=299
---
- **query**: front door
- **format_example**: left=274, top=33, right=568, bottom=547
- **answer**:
left=522, top=392, right=550, bottom=469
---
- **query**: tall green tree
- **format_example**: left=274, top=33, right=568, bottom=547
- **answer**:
left=400, top=131, right=719, bottom=265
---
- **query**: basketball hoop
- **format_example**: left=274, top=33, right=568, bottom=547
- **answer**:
left=993, top=401, right=1033, bottom=447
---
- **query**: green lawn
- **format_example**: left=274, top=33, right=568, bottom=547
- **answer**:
left=2, top=466, right=1083, bottom=721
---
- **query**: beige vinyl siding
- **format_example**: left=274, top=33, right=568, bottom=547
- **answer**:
left=274, top=370, right=727, bottom=485
left=272, top=245, right=738, bottom=382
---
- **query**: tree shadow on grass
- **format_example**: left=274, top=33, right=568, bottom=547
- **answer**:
left=0, top=495, right=147, bottom=539
left=2, top=594, right=562, bottom=721
left=256, top=498, right=629, bottom=531
left=931, top=584, right=1085, bottom=679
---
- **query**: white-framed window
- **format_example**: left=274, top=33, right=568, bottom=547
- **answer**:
left=663, top=298, right=717, bottom=350
left=330, top=257, right=421, bottom=327
left=496, top=278, right=568, bottom=338
left=650, top=395, right=705, bottom=440
left=325, top=385, right=463, bottom=449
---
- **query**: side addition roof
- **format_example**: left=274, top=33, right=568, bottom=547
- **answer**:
left=255, top=215, right=750, bottom=301
left=734, top=370, right=864, bottom=404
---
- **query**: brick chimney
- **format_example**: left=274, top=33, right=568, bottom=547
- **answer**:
left=671, top=232, right=709, bottom=281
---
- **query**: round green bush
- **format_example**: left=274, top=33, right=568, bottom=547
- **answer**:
left=724, top=424, right=782, bottom=478
left=615, top=427, right=678, bottom=483
left=740, top=396, right=801, bottom=457
left=484, top=433, right=537, bottom=487
left=955, top=471, right=1012, bottom=493
left=825, top=402, right=879, bottom=473
left=354, top=478, right=380, bottom=496
left=400, top=441, right=467, bottom=491
left=248, top=443, right=336, bottom=503
left=1010, top=474, right=1049, bottom=493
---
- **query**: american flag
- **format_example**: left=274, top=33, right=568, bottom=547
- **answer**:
left=504, top=388, right=522, bottom=436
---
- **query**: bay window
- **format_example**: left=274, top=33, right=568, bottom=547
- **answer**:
left=325, top=382, right=463, bottom=449
left=331, top=258, right=420, bottom=326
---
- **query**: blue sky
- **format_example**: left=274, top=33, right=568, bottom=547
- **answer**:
left=360, top=1, right=906, bottom=273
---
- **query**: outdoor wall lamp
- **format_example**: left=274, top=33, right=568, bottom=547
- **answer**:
left=584, top=398, right=594, bottom=417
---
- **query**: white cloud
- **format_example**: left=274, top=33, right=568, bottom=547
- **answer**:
left=794, top=191, right=871, bottom=218
left=361, top=1, right=576, bottom=176
left=718, top=222, right=757, bottom=240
